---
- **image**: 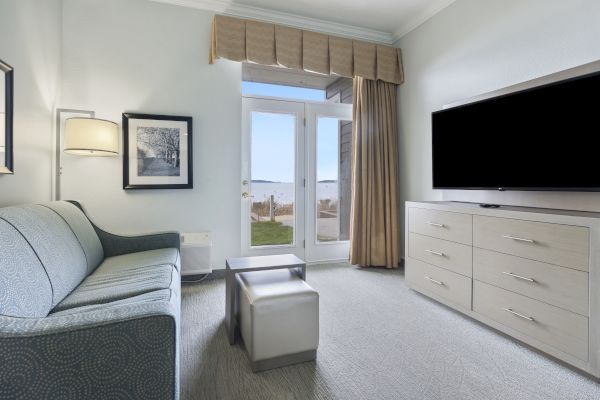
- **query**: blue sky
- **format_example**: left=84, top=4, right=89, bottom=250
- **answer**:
left=251, top=112, right=295, bottom=182
left=317, top=118, right=339, bottom=182
left=242, top=82, right=325, bottom=101
left=244, top=82, right=340, bottom=183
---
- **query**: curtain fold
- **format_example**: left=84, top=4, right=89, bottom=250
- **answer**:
left=245, top=20, right=276, bottom=65
left=209, top=15, right=404, bottom=85
left=350, top=77, right=401, bottom=268
left=353, top=41, right=377, bottom=81
left=275, top=25, right=303, bottom=70
left=302, top=31, right=330, bottom=75
left=329, top=36, right=353, bottom=77
left=209, top=15, right=246, bottom=62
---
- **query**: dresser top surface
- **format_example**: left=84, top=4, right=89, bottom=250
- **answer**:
left=407, top=201, right=600, bottom=221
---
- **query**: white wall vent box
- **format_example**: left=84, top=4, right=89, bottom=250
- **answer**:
left=180, top=232, right=212, bottom=275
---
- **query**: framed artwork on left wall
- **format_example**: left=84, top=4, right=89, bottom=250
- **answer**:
left=123, top=113, right=193, bottom=190
left=0, top=59, right=14, bottom=175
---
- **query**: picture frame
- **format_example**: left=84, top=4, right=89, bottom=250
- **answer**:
left=123, top=113, right=193, bottom=190
left=0, top=59, right=14, bottom=175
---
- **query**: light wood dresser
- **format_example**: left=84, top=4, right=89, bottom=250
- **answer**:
left=405, top=201, right=600, bottom=377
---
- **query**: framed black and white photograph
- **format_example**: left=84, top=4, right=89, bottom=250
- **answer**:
left=123, top=113, right=193, bottom=190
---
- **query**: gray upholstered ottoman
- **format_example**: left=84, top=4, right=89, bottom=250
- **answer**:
left=236, top=269, right=319, bottom=372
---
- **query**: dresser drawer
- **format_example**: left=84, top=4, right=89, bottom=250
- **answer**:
left=473, top=248, right=588, bottom=315
left=409, top=208, right=472, bottom=245
left=473, top=216, right=589, bottom=271
left=409, top=233, right=472, bottom=277
left=406, top=258, right=472, bottom=310
left=473, top=281, right=588, bottom=361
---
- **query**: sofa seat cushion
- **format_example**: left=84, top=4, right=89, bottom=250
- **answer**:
left=53, top=261, right=178, bottom=312
left=97, top=248, right=180, bottom=274
left=50, top=288, right=174, bottom=317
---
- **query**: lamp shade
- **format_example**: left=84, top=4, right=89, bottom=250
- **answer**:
left=64, top=117, right=119, bottom=156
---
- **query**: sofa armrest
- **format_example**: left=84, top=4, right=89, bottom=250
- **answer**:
left=67, top=200, right=181, bottom=257
left=0, top=299, right=180, bottom=399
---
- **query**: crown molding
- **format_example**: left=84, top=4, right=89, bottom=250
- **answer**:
left=149, top=0, right=395, bottom=44
left=392, top=0, right=456, bottom=43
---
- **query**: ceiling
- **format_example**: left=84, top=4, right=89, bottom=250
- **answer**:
left=151, top=0, right=456, bottom=43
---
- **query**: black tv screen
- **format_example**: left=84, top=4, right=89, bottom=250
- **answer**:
left=432, top=71, right=600, bottom=191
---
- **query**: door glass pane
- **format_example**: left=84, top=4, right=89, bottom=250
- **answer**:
left=316, top=117, right=352, bottom=242
left=250, top=112, right=295, bottom=247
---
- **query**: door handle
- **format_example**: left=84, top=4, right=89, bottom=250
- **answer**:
left=242, top=192, right=253, bottom=198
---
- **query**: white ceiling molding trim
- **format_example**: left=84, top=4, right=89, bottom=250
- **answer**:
left=392, top=0, right=457, bottom=43
left=149, top=0, right=395, bottom=44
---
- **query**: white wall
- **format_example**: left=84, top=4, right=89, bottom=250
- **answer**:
left=61, top=0, right=242, bottom=268
left=397, top=0, right=600, bottom=254
left=0, top=0, right=62, bottom=206
left=10, top=0, right=598, bottom=265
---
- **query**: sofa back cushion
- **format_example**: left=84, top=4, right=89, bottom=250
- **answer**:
left=0, top=219, right=53, bottom=317
left=0, top=203, right=94, bottom=313
left=44, top=202, right=104, bottom=273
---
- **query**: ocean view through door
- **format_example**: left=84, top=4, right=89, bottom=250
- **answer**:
left=242, top=95, right=352, bottom=262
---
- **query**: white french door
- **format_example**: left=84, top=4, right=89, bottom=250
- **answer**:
left=241, top=97, right=305, bottom=258
left=305, top=103, right=353, bottom=262
left=241, top=97, right=352, bottom=262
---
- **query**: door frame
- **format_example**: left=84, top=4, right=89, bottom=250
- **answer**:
left=241, top=95, right=353, bottom=263
left=241, top=97, right=306, bottom=258
left=305, top=102, right=353, bottom=263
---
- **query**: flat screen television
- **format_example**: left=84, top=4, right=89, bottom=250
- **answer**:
left=432, top=70, right=600, bottom=191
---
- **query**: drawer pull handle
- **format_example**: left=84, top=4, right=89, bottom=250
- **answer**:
left=502, top=271, right=536, bottom=283
left=424, top=276, right=444, bottom=285
left=426, top=222, right=445, bottom=228
left=502, top=235, right=535, bottom=243
left=502, top=308, right=535, bottom=322
left=425, top=249, right=445, bottom=257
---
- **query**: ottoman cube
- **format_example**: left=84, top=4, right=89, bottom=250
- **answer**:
left=236, top=269, right=319, bottom=372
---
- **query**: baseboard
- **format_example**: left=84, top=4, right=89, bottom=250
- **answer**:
left=181, top=269, right=225, bottom=282
left=251, top=349, right=317, bottom=372
left=306, top=258, right=349, bottom=265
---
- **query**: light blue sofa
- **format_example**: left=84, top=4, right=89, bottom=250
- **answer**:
left=0, top=201, right=181, bottom=400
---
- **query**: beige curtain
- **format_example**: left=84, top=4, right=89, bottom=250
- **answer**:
left=209, top=15, right=404, bottom=85
left=350, top=77, right=401, bottom=268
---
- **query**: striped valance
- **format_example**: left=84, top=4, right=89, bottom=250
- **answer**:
left=209, top=15, right=404, bottom=85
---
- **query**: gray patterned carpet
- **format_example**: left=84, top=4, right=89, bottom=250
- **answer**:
left=180, top=263, right=600, bottom=400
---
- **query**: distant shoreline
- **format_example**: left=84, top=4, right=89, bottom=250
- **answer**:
left=251, top=181, right=339, bottom=204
